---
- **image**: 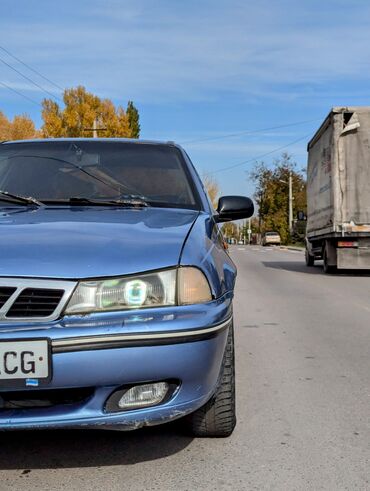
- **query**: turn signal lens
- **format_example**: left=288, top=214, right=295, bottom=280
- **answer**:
left=178, top=267, right=212, bottom=305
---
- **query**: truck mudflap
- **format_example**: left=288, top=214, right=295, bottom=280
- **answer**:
left=337, top=247, right=370, bottom=269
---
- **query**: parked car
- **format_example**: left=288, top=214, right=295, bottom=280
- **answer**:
left=262, top=231, right=281, bottom=246
left=0, top=138, right=253, bottom=437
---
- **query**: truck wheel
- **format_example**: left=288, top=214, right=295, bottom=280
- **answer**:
left=186, top=323, right=236, bottom=438
left=305, top=249, right=315, bottom=266
left=323, top=247, right=336, bottom=274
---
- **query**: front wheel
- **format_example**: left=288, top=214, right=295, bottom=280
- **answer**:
left=185, top=323, right=236, bottom=437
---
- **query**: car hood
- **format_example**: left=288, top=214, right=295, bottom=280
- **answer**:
left=0, top=207, right=199, bottom=278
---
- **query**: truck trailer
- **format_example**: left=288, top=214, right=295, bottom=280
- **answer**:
left=306, top=107, right=370, bottom=273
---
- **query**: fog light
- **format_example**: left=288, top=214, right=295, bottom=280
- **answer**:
left=118, top=382, right=169, bottom=410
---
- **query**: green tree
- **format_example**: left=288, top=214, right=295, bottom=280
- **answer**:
left=42, top=86, right=135, bottom=138
left=222, top=222, right=238, bottom=241
left=126, top=100, right=140, bottom=138
left=241, top=217, right=259, bottom=239
left=250, top=153, right=306, bottom=244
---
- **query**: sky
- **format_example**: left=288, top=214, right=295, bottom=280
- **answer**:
left=1, top=0, right=370, bottom=198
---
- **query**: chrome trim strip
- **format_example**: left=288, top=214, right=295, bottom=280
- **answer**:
left=52, top=316, right=232, bottom=352
left=0, top=278, right=77, bottom=323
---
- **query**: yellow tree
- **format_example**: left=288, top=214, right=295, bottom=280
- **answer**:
left=11, top=115, right=39, bottom=140
left=0, top=111, right=38, bottom=140
left=42, top=100, right=64, bottom=138
left=42, top=86, right=134, bottom=138
left=203, top=174, right=220, bottom=209
left=0, top=111, right=11, bottom=140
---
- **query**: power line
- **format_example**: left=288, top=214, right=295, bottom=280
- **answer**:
left=209, top=134, right=311, bottom=174
left=0, top=55, right=63, bottom=103
left=181, top=118, right=320, bottom=145
left=0, top=45, right=64, bottom=91
left=0, top=80, right=40, bottom=106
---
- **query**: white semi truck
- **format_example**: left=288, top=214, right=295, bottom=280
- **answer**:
left=306, top=107, right=370, bottom=273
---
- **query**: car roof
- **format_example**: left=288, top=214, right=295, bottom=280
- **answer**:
left=0, top=137, right=183, bottom=149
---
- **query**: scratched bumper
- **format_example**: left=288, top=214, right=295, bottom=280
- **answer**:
left=0, top=296, right=232, bottom=430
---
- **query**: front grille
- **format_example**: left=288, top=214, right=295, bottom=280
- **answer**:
left=6, top=288, right=65, bottom=318
left=0, top=279, right=76, bottom=322
left=0, top=287, right=16, bottom=308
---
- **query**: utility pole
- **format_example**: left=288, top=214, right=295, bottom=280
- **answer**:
left=258, top=191, right=263, bottom=245
left=248, top=217, right=252, bottom=245
left=83, top=118, right=107, bottom=137
left=279, top=172, right=294, bottom=236
left=289, top=171, right=293, bottom=236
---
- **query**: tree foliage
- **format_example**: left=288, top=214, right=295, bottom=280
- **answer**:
left=222, top=221, right=238, bottom=240
left=126, top=100, right=140, bottom=138
left=0, top=111, right=38, bottom=140
left=41, top=86, right=136, bottom=138
left=202, top=173, right=220, bottom=209
left=250, top=153, right=306, bottom=244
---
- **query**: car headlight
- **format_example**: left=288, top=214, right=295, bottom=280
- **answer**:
left=64, top=267, right=212, bottom=314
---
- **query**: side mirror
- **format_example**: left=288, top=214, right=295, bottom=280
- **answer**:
left=215, top=195, right=254, bottom=222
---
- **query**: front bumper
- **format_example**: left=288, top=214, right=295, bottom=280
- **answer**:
left=0, top=294, right=232, bottom=430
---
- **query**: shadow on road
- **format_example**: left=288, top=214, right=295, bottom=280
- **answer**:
left=0, top=423, right=193, bottom=470
left=262, top=261, right=370, bottom=277
left=262, top=261, right=322, bottom=274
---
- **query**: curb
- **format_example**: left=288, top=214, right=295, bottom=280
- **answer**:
left=280, top=246, right=304, bottom=252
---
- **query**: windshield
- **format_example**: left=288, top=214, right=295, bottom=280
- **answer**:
left=0, top=141, right=199, bottom=209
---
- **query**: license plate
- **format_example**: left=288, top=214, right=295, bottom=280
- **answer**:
left=0, top=339, right=50, bottom=386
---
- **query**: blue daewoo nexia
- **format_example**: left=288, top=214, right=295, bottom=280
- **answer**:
left=0, top=139, right=253, bottom=437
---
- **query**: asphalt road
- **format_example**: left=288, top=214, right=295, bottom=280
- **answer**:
left=0, top=245, right=369, bottom=490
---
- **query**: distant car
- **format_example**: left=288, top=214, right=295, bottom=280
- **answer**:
left=262, top=232, right=281, bottom=246
left=0, top=138, right=254, bottom=437
left=238, top=240, right=244, bottom=245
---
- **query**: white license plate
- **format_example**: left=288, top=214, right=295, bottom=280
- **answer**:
left=0, top=340, right=50, bottom=382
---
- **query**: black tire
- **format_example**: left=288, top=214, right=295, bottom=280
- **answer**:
left=305, top=248, right=315, bottom=266
left=323, top=246, right=336, bottom=274
left=186, top=323, right=236, bottom=438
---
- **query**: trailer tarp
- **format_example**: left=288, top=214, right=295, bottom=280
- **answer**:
left=307, top=107, right=370, bottom=235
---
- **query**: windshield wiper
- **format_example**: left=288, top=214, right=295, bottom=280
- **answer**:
left=0, top=190, right=43, bottom=207
left=43, top=196, right=150, bottom=207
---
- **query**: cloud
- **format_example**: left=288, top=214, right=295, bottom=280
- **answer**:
left=1, top=0, right=370, bottom=105
left=0, top=80, right=45, bottom=93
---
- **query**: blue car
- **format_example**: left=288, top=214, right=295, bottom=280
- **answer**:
left=0, top=139, right=253, bottom=437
